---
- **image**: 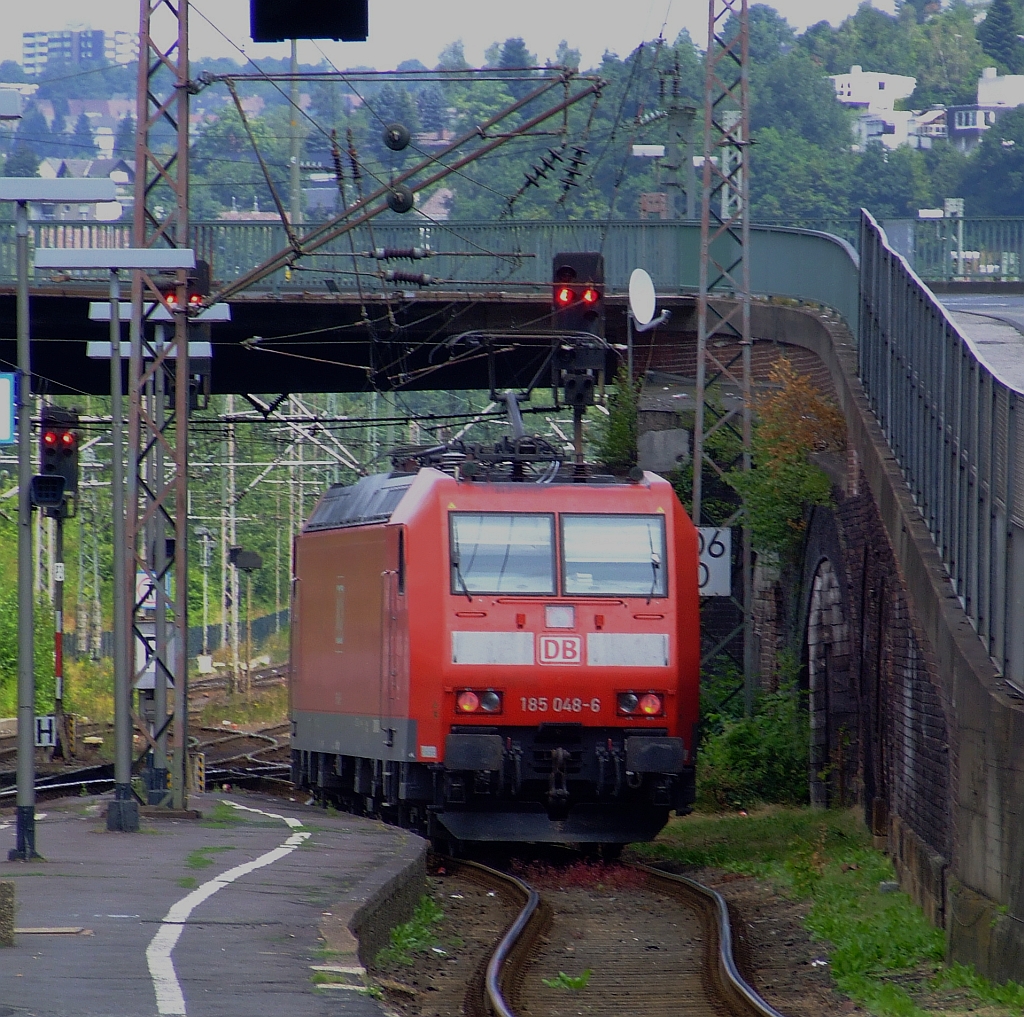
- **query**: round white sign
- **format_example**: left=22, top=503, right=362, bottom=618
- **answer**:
left=628, top=268, right=656, bottom=326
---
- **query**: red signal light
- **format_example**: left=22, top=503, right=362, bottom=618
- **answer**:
left=581, top=285, right=599, bottom=305
left=456, top=690, right=480, bottom=713
left=639, top=693, right=663, bottom=716
left=554, top=285, right=574, bottom=307
left=43, top=430, right=58, bottom=447
left=60, top=431, right=75, bottom=448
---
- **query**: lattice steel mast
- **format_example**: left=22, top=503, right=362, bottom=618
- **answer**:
left=125, top=0, right=192, bottom=814
left=693, top=0, right=756, bottom=712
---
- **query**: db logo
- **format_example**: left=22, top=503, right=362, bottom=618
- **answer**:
left=538, top=635, right=583, bottom=665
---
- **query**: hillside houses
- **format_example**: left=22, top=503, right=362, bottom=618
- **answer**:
left=830, top=64, right=1024, bottom=154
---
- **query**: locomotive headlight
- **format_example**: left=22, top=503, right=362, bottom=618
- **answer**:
left=455, top=689, right=503, bottom=714
left=617, top=692, right=664, bottom=717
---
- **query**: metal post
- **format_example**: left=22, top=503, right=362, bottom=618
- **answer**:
left=289, top=39, right=302, bottom=229
left=108, top=267, right=138, bottom=831
left=695, top=0, right=756, bottom=715
left=53, top=513, right=65, bottom=758
left=245, top=570, right=253, bottom=696
left=627, top=311, right=634, bottom=383
left=151, top=324, right=168, bottom=803
left=11, top=198, right=38, bottom=860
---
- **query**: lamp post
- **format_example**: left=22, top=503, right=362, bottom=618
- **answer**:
left=34, top=246, right=195, bottom=832
left=0, top=178, right=116, bottom=859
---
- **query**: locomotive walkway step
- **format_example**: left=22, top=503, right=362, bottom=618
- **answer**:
left=0, top=791, right=426, bottom=1017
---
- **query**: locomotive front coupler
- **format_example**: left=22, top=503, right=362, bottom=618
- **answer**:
left=547, top=746, right=571, bottom=820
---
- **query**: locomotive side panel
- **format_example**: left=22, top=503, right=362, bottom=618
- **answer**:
left=293, top=524, right=404, bottom=757
left=670, top=497, right=701, bottom=760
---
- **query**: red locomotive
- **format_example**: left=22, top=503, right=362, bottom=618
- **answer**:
left=290, top=439, right=700, bottom=845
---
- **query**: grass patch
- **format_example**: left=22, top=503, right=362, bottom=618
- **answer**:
left=185, top=845, right=235, bottom=870
left=630, top=807, right=1022, bottom=1017
left=375, top=896, right=444, bottom=967
left=197, top=685, right=288, bottom=728
left=177, top=876, right=198, bottom=889
left=542, top=970, right=592, bottom=992
left=200, top=801, right=248, bottom=829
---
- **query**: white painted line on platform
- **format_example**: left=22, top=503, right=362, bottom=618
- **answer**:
left=145, top=799, right=309, bottom=1016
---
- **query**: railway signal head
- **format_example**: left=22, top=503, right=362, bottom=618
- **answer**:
left=39, top=406, right=80, bottom=504
left=551, top=252, right=605, bottom=338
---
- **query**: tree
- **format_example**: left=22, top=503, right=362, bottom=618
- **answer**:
left=751, top=129, right=851, bottom=222
left=436, top=40, right=469, bottom=72
left=908, top=2, right=988, bottom=107
left=553, top=40, right=581, bottom=70
left=70, top=113, right=96, bottom=158
left=961, top=105, right=1024, bottom=214
left=848, top=143, right=931, bottom=218
left=497, top=37, right=537, bottom=100
left=4, top=144, right=40, bottom=177
left=751, top=49, right=852, bottom=149
left=0, top=60, right=26, bottom=82
left=113, top=116, right=136, bottom=159
left=976, top=0, right=1024, bottom=72
left=727, top=3, right=796, bottom=65
left=417, top=84, right=448, bottom=134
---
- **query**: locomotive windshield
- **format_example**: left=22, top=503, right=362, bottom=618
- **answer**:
left=561, top=514, right=667, bottom=597
left=450, top=513, right=555, bottom=594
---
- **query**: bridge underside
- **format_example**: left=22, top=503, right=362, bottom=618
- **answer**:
left=0, top=289, right=699, bottom=396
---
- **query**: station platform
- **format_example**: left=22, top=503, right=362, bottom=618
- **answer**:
left=0, top=791, right=427, bottom=1017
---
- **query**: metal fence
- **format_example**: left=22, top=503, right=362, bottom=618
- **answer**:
left=859, top=210, right=1024, bottom=689
left=4, top=216, right=1024, bottom=286
left=0, top=218, right=858, bottom=314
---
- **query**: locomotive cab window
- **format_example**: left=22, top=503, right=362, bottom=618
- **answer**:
left=449, top=513, right=555, bottom=595
left=561, top=514, right=668, bottom=597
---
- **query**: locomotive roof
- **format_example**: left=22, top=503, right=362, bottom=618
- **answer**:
left=303, top=472, right=414, bottom=532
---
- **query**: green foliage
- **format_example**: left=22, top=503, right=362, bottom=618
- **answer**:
left=634, top=808, right=957, bottom=1017
left=376, top=895, right=444, bottom=967
left=0, top=582, right=58, bottom=716
left=727, top=450, right=832, bottom=557
left=977, top=0, right=1024, bottom=72
left=696, top=675, right=810, bottom=810
left=937, top=963, right=1024, bottom=1011
left=597, top=368, right=639, bottom=473
left=963, top=106, right=1024, bottom=215
left=542, top=970, right=592, bottom=991
left=184, top=845, right=235, bottom=870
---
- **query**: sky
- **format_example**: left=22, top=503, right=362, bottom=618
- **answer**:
left=1, top=1, right=898, bottom=71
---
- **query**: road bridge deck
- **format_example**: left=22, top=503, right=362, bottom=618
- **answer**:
left=1, top=792, right=425, bottom=1017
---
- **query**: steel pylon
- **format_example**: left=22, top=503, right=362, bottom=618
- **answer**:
left=693, top=0, right=756, bottom=713
left=127, top=0, right=192, bottom=809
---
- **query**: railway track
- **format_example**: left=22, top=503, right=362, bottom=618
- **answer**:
left=435, top=858, right=785, bottom=1017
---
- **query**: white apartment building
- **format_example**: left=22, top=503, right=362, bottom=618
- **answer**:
left=22, top=26, right=139, bottom=77
left=830, top=65, right=917, bottom=114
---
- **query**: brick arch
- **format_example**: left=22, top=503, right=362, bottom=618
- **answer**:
left=807, top=557, right=855, bottom=807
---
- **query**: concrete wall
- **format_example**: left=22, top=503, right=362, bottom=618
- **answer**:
left=751, top=300, right=1024, bottom=983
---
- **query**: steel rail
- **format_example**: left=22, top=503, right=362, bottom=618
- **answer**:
left=448, top=857, right=787, bottom=1017
left=640, top=865, right=788, bottom=1017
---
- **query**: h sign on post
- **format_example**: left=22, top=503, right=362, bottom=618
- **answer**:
left=698, top=528, right=732, bottom=597
left=0, top=373, right=13, bottom=444
left=35, top=714, right=56, bottom=748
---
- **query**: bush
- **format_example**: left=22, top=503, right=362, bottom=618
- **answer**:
left=697, top=676, right=809, bottom=809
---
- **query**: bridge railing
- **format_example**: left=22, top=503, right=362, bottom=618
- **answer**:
left=0, top=217, right=860, bottom=319
left=2, top=216, right=1022, bottom=286
left=859, top=209, right=1024, bottom=688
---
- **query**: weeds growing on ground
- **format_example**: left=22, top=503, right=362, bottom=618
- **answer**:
left=542, top=970, right=592, bottom=992
left=697, top=652, right=809, bottom=810
left=629, top=808, right=1024, bottom=1017
left=184, top=845, right=235, bottom=870
left=376, top=896, right=444, bottom=967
